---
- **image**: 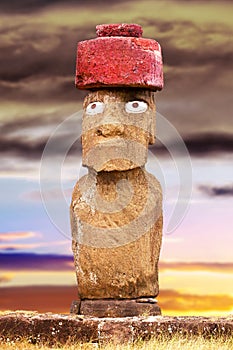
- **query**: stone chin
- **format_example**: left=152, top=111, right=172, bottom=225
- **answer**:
left=92, top=159, right=138, bottom=172
left=82, top=138, right=148, bottom=172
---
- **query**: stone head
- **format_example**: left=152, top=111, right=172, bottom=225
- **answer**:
left=82, top=88, right=156, bottom=171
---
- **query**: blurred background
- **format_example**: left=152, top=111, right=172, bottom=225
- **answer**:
left=0, top=0, right=232, bottom=316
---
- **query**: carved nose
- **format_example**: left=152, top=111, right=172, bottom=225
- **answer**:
left=96, top=124, right=124, bottom=137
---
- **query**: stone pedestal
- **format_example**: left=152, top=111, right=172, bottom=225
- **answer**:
left=71, top=299, right=161, bottom=317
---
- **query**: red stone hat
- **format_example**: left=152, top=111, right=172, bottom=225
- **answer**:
left=75, top=23, right=164, bottom=91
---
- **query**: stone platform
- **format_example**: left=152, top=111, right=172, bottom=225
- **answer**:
left=0, top=312, right=232, bottom=345
left=70, top=298, right=161, bottom=317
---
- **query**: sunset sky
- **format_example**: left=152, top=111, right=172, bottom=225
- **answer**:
left=0, top=0, right=232, bottom=316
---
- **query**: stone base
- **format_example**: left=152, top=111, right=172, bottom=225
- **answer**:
left=70, top=298, right=161, bottom=317
left=1, top=312, right=232, bottom=345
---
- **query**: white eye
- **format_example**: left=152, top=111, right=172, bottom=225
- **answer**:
left=125, top=100, right=148, bottom=114
left=86, top=101, right=105, bottom=115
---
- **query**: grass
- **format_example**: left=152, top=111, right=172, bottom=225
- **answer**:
left=0, top=335, right=233, bottom=350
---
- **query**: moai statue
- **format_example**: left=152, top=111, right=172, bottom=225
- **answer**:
left=70, top=23, right=164, bottom=317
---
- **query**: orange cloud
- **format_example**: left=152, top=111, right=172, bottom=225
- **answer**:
left=0, top=240, right=69, bottom=251
left=159, top=289, right=233, bottom=312
left=0, top=231, right=40, bottom=242
left=0, top=286, right=77, bottom=314
left=159, top=262, right=233, bottom=273
left=0, top=243, right=45, bottom=250
left=0, top=231, right=71, bottom=254
left=0, top=275, right=12, bottom=284
left=0, top=286, right=232, bottom=315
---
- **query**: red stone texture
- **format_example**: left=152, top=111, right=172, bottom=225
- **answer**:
left=75, top=24, right=163, bottom=91
left=96, top=23, right=143, bottom=37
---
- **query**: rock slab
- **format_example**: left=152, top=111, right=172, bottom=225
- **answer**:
left=0, top=312, right=232, bottom=345
left=71, top=299, right=161, bottom=318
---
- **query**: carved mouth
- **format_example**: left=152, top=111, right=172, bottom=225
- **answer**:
left=82, top=138, right=148, bottom=172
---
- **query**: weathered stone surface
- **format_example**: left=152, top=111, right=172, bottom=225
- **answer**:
left=75, top=24, right=163, bottom=90
left=71, top=167, right=162, bottom=300
left=0, top=312, right=98, bottom=345
left=70, top=298, right=161, bottom=318
left=78, top=299, right=161, bottom=317
left=82, top=89, right=156, bottom=172
left=70, top=300, right=81, bottom=314
left=0, top=312, right=232, bottom=345
left=96, top=23, right=143, bottom=38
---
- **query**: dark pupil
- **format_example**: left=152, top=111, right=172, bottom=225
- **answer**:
left=132, top=102, right=139, bottom=108
left=91, top=103, right=96, bottom=109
